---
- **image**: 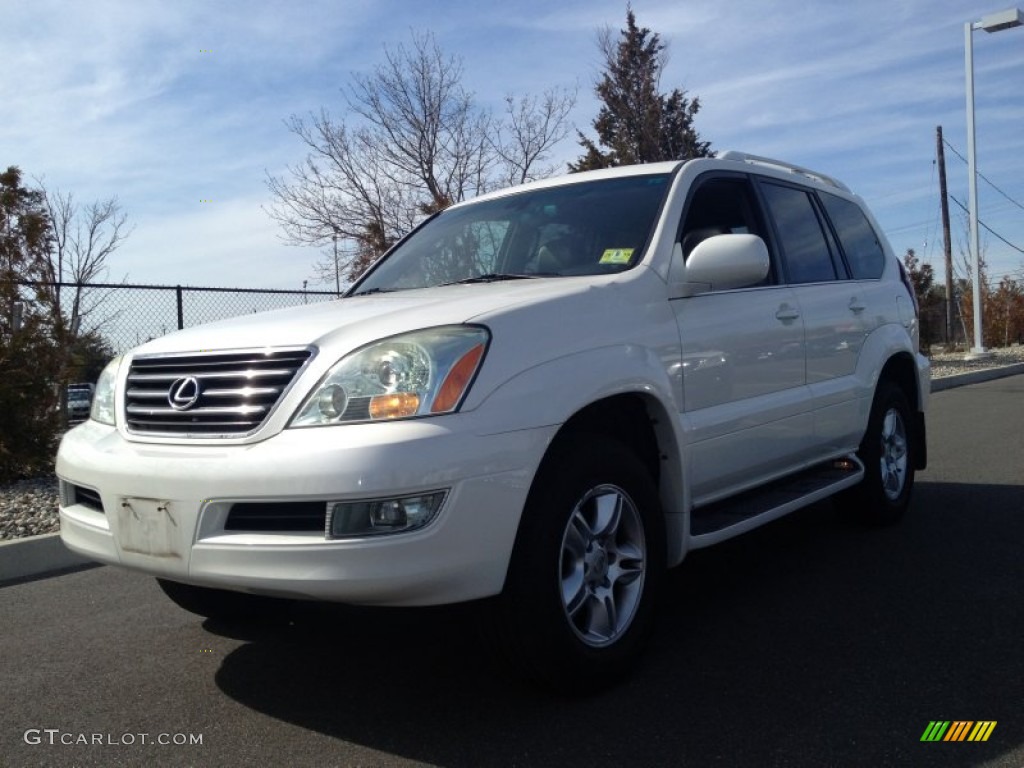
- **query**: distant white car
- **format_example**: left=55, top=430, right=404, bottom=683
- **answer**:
left=57, top=152, right=929, bottom=690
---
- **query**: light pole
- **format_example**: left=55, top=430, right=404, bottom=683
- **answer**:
left=964, top=7, right=1023, bottom=359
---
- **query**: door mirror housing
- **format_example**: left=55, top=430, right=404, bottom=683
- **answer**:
left=670, top=234, right=770, bottom=298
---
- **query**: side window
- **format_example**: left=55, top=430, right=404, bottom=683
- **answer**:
left=819, top=192, right=886, bottom=279
left=760, top=182, right=836, bottom=284
left=680, top=176, right=772, bottom=282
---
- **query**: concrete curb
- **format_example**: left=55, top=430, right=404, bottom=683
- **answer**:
left=0, top=531, right=92, bottom=584
left=2, top=366, right=1021, bottom=586
left=930, top=362, right=1024, bottom=393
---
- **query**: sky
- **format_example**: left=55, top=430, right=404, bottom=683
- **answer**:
left=3, top=0, right=1024, bottom=292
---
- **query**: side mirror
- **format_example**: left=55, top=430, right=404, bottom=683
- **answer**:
left=670, top=234, right=770, bottom=297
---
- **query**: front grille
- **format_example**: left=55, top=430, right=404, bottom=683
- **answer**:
left=225, top=502, right=327, bottom=532
left=125, top=348, right=314, bottom=436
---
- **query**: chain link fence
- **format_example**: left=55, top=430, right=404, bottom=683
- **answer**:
left=17, top=281, right=339, bottom=355
left=14, top=280, right=984, bottom=357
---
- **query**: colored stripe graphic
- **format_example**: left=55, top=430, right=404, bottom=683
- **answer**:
left=921, top=721, right=996, bottom=742
left=945, top=721, right=973, bottom=741
left=968, top=722, right=997, bottom=742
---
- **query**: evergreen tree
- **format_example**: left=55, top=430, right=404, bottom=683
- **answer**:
left=0, top=167, right=62, bottom=481
left=571, top=7, right=712, bottom=171
left=902, top=248, right=946, bottom=349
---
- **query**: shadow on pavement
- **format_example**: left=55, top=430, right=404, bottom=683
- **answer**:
left=212, top=481, right=1023, bottom=767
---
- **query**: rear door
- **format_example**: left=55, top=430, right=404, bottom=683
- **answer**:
left=756, top=180, right=872, bottom=453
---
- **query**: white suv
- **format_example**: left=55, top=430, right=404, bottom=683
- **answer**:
left=57, top=152, right=929, bottom=690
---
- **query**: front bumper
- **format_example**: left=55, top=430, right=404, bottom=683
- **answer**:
left=57, top=417, right=554, bottom=606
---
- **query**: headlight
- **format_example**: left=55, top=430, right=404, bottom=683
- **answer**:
left=291, top=326, right=489, bottom=427
left=90, top=356, right=123, bottom=426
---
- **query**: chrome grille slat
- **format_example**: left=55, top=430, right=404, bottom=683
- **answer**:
left=125, top=347, right=314, bottom=437
left=129, top=421, right=263, bottom=429
left=126, top=405, right=268, bottom=416
left=127, top=369, right=297, bottom=383
left=131, top=355, right=310, bottom=369
left=130, top=421, right=264, bottom=428
left=127, top=387, right=280, bottom=399
left=201, top=387, right=281, bottom=398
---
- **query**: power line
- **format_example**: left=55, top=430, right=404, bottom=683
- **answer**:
left=887, top=217, right=937, bottom=235
left=943, top=138, right=1024, bottom=214
left=922, top=156, right=940, bottom=263
left=948, top=194, right=1024, bottom=256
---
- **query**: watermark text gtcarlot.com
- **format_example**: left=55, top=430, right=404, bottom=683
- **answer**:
left=24, top=729, right=203, bottom=746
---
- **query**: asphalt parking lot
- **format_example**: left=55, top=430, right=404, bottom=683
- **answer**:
left=2, top=375, right=1022, bottom=767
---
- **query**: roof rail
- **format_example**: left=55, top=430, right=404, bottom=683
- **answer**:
left=716, top=150, right=850, bottom=192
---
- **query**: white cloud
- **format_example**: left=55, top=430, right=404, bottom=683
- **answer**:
left=3, top=0, right=1022, bottom=290
left=108, top=195, right=313, bottom=289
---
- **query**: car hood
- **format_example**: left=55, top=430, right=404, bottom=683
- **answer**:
left=130, top=278, right=597, bottom=357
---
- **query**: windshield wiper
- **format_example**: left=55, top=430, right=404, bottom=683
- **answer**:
left=442, top=273, right=550, bottom=286
left=349, top=287, right=400, bottom=297
left=353, top=274, right=554, bottom=295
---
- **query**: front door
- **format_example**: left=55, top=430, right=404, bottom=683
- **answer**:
left=671, top=174, right=811, bottom=506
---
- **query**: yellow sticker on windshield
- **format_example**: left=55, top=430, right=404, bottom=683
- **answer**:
left=599, top=248, right=634, bottom=265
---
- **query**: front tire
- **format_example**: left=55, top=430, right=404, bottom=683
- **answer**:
left=494, top=434, right=665, bottom=693
left=836, top=381, right=915, bottom=524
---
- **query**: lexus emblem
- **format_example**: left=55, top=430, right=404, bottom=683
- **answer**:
left=168, top=376, right=201, bottom=411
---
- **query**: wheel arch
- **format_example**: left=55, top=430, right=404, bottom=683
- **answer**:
left=878, top=352, right=927, bottom=470
left=542, top=392, right=687, bottom=566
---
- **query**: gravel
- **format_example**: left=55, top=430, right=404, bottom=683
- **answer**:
left=1, top=475, right=60, bottom=541
left=927, top=345, right=1024, bottom=379
left=3, top=345, right=1023, bottom=543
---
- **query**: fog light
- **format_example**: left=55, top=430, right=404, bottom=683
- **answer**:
left=328, top=491, right=447, bottom=538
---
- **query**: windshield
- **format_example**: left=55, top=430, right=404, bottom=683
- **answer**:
left=351, top=173, right=671, bottom=295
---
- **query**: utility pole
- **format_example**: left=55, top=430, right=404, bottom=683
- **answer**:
left=936, top=126, right=955, bottom=348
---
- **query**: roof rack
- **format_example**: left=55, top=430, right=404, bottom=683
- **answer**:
left=716, top=150, right=850, bottom=192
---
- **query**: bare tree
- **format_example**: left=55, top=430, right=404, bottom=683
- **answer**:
left=266, top=31, right=575, bottom=288
left=38, top=187, right=131, bottom=338
left=491, top=87, right=578, bottom=187
left=35, top=186, right=131, bottom=419
left=348, top=32, right=491, bottom=213
left=266, top=110, right=418, bottom=259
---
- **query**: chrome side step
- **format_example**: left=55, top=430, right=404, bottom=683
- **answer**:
left=689, top=456, right=864, bottom=549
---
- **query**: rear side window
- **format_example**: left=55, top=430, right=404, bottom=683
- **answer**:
left=760, top=182, right=836, bottom=284
left=819, top=192, right=886, bottom=279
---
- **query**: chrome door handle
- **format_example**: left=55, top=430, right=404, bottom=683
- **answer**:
left=775, top=305, right=800, bottom=322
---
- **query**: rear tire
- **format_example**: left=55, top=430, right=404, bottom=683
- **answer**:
left=835, top=381, right=915, bottom=525
left=493, top=434, right=665, bottom=693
